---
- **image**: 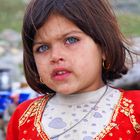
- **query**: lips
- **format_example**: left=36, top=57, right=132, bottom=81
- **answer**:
left=51, top=68, right=71, bottom=81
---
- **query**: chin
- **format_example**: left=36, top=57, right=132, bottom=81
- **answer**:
left=56, top=88, right=75, bottom=95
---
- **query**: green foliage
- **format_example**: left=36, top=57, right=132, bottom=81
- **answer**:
left=117, top=13, right=140, bottom=37
left=0, top=0, right=25, bottom=32
left=0, top=0, right=140, bottom=37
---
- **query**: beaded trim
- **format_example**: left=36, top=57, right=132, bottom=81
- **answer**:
left=120, top=97, right=140, bottom=133
left=94, top=123, right=117, bottom=139
left=19, top=96, right=50, bottom=139
left=34, top=96, right=50, bottom=139
left=19, top=97, right=44, bottom=127
left=94, top=92, right=123, bottom=139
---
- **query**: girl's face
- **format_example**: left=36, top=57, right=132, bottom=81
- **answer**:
left=33, top=14, right=105, bottom=94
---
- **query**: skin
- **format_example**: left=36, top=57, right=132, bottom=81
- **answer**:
left=33, top=14, right=105, bottom=95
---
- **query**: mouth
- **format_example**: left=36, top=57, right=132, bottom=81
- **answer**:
left=51, top=68, right=71, bottom=81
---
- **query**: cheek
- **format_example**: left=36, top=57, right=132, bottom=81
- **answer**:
left=36, top=65, right=50, bottom=80
left=34, top=57, right=49, bottom=75
left=34, top=54, right=49, bottom=66
left=34, top=57, right=41, bottom=71
left=76, top=47, right=102, bottom=71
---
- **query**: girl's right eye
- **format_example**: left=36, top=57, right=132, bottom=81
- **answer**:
left=36, top=44, right=49, bottom=53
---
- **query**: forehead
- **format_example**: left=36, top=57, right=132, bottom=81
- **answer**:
left=34, top=14, right=82, bottom=42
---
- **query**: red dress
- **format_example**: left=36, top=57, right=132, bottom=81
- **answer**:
left=6, top=90, right=140, bottom=140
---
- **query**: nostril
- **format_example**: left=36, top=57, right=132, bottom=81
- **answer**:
left=50, top=57, right=64, bottom=64
left=59, top=58, right=64, bottom=61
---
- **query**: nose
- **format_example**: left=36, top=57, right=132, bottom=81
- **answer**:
left=50, top=56, right=64, bottom=64
left=50, top=46, right=65, bottom=64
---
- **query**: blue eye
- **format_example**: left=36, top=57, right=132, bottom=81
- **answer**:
left=37, top=44, right=49, bottom=53
left=65, top=37, right=79, bottom=45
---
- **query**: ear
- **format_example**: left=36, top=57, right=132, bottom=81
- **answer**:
left=102, top=51, right=106, bottom=61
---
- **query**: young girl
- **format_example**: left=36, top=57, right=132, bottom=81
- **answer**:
left=6, top=0, right=140, bottom=139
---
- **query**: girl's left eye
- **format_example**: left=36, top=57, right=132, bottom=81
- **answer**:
left=65, top=37, right=79, bottom=45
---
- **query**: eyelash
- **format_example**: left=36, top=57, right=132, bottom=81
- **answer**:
left=36, top=44, right=49, bottom=53
left=35, top=36, right=79, bottom=53
left=65, top=37, right=79, bottom=45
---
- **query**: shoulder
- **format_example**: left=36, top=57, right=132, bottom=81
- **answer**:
left=121, top=90, right=140, bottom=104
left=8, top=95, right=46, bottom=123
left=6, top=96, right=42, bottom=139
left=123, top=90, right=140, bottom=114
left=119, top=89, right=140, bottom=109
left=6, top=95, right=49, bottom=140
left=14, top=95, right=48, bottom=118
left=119, top=90, right=140, bottom=133
left=17, top=96, right=43, bottom=110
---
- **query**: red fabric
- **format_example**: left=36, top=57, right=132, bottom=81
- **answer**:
left=6, top=98, right=38, bottom=140
left=102, top=90, right=140, bottom=140
left=6, top=90, right=140, bottom=140
left=6, top=96, right=47, bottom=140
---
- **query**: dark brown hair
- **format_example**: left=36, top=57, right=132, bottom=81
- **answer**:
left=22, top=0, right=130, bottom=94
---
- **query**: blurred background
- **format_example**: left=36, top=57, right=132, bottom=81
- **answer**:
left=0, top=0, right=140, bottom=139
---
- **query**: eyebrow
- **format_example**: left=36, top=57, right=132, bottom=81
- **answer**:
left=33, top=30, right=83, bottom=45
left=33, top=41, right=44, bottom=46
left=61, top=30, right=83, bottom=37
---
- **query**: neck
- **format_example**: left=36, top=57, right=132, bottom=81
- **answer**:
left=49, top=85, right=109, bottom=105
